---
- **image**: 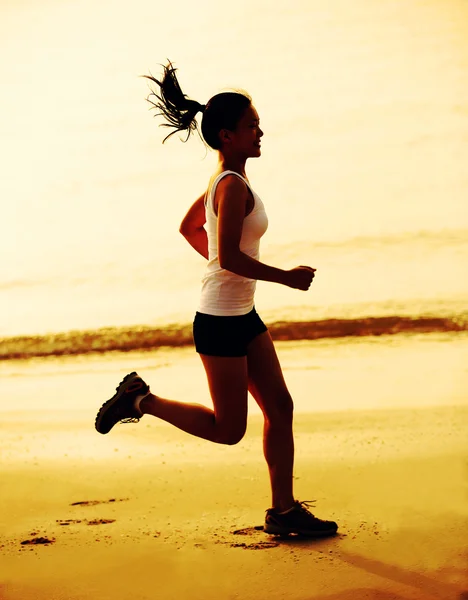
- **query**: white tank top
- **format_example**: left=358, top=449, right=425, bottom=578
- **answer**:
left=198, top=170, right=268, bottom=316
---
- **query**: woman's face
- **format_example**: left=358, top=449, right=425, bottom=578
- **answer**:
left=223, top=104, right=264, bottom=158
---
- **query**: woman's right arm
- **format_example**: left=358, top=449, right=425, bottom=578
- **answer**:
left=217, top=177, right=315, bottom=291
left=179, top=192, right=209, bottom=260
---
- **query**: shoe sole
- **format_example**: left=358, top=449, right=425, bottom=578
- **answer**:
left=264, top=523, right=338, bottom=537
left=95, top=372, right=147, bottom=434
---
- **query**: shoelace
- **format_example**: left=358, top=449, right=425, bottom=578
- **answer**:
left=266, top=499, right=317, bottom=514
left=295, top=500, right=317, bottom=514
left=295, top=500, right=335, bottom=525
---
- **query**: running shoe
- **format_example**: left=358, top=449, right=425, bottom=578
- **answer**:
left=95, top=372, right=150, bottom=434
left=264, top=500, right=338, bottom=537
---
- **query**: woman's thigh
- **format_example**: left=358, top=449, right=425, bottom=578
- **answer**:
left=199, top=354, right=249, bottom=443
left=246, top=331, right=293, bottom=419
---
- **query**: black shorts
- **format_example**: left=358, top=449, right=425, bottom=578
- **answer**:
left=193, top=307, right=268, bottom=357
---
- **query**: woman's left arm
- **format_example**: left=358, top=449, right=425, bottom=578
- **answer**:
left=179, top=193, right=209, bottom=260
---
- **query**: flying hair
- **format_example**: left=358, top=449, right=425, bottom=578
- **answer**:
left=142, top=61, right=204, bottom=143
left=142, top=60, right=252, bottom=150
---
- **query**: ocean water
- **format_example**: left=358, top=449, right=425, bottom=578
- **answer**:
left=1, top=228, right=467, bottom=357
left=1, top=0, right=467, bottom=351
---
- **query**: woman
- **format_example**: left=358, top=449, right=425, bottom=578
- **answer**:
left=95, top=61, right=338, bottom=537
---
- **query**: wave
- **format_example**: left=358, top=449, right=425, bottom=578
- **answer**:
left=1, top=314, right=466, bottom=360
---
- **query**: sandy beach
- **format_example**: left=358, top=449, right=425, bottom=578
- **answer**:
left=2, top=0, right=468, bottom=596
left=1, top=336, right=467, bottom=600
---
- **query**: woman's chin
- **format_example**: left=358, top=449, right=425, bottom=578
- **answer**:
left=244, top=147, right=261, bottom=159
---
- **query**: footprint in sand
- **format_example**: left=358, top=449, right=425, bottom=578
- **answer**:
left=58, top=499, right=123, bottom=528
left=70, top=498, right=128, bottom=506
left=20, top=513, right=117, bottom=549
left=56, top=518, right=115, bottom=526
left=86, top=519, right=115, bottom=525
left=56, top=519, right=83, bottom=526
left=20, top=537, right=55, bottom=545
left=232, top=526, right=264, bottom=535
left=227, top=527, right=279, bottom=549
left=230, top=541, right=280, bottom=550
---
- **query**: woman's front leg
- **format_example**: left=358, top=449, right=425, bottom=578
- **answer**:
left=247, top=331, right=295, bottom=511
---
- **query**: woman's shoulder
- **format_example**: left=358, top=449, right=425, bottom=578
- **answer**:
left=208, top=170, right=249, bottom=195
left=207, top=171, right=253, bottom=216
left=212, top=169, right=247, bottom=183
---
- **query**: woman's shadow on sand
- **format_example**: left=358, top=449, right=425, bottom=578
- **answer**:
left=301, top=592, right=467, bottom=600
left=233, top=527, right=465, bottom=600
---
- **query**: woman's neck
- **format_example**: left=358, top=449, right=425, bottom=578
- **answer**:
left=218, top=154, right=247, bottom=178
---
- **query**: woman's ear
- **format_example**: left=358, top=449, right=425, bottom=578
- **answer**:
left=219, top=128, right=233, bottom=145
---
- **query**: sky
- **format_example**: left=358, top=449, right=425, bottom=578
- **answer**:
left=1, top=0, right=467, bottom=334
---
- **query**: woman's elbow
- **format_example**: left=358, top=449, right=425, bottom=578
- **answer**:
left=179, top=222, right=191, bottom=237
left=219, top=250, right=239, bottom=270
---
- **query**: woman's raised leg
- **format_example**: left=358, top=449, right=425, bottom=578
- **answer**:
left=140, top=355, right=248, bottom=445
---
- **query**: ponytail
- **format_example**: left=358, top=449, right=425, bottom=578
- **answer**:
left=143, top=61, right=204, bottom=143
left=143, top=60, right=252, bottom=150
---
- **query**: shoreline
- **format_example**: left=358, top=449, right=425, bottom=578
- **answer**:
left=1, top=315, right=466, bottom=361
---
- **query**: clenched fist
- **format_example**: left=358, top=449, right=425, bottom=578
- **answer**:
left=283, top=266, right=316, bottom=290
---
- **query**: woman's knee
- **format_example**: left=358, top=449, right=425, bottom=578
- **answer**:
left=215, top=422, right=247, bottom=445
left=264, top=393, right=294, bottom=424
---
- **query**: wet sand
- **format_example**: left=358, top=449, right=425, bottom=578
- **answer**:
left=0, top=335, right=467, bottom=599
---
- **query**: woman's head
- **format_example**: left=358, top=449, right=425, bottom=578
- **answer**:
left=143, top=62, right=262, bottom=156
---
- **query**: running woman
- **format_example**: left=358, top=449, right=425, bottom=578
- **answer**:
left=95, top=61, right=338, bottom=537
